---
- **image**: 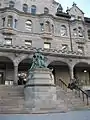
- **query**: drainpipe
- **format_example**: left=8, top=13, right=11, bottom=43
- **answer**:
left=68, top=20, right=73, bottom=52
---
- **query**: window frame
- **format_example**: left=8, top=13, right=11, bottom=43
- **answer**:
left=61, top=25, right=67, bottom=36
left=31, top=5, right=36, bottom=14
left=25, top=40, right=32, bottom=46
left=9, top=1, right=15, bottom=8
left=23, top=4, right=28, bottom=12
left=25, top=20, right=32, bottom=32
left=7, top=15, right=13, bottom=27
left=5, top=38, right=12, bottom=46
left=44, top=42, right=51, bottom=49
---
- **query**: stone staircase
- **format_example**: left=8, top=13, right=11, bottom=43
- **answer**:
left=0, top=85, right=26, bottom=114
left=56, top=86, right=90, bottom=110
left=0, top=85, right=89, bottom=114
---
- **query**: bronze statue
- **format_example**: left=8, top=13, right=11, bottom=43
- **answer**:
left=29, top=49, right=47, bottom=71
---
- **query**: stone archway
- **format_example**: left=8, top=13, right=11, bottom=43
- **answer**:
left=0, top=56, right=14, bottom=85
left=74, top=62, right=90, bottom=86
left=18, top=58, right=32, bottom=85
left=48, top=61, right=70, bottom=85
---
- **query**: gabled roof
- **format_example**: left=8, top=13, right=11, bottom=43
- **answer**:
left=53, top=0, right=59, bottom=5
left=69, top=4, right=84, bottom=14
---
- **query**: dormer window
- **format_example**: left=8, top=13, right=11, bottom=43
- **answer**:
left=71, top=15, right=76, bottom=20
left=78, top=16, right=82, bottom=20
left=9, top=1, right=15, bottom=8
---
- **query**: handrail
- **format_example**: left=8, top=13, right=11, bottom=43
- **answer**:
left=58, top=79, right=89, bottom=105
left=58, top=79, right=68, bottom=91
left=77, top=87, right=89, bottom=105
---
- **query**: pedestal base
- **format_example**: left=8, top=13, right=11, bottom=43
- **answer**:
left=24, top=68, right=58, bottom=110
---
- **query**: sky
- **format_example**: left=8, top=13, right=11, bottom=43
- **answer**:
left=55, top=0, right=90, bottom=17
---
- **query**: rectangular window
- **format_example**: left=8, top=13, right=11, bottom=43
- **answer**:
left=7, top=16, right=13, bottom=27
left=5, top=38, right=12, bottom=45
left=78, top=16, right=82, bottom=20
left=2, top=17, right=5, bottom=27
left=61, top=44, right=68, bottom=51
left=78, top=46, right=84, bottom=54
left=14, top=19, right=17, bottom=28
left=44, top=42, right=51, bottom=49
left=40, top=23, right=44, bottom=32
left=25, top=40, right=32, bottom=46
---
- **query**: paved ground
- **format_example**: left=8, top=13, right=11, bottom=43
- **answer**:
left=0, top=110, right=90, bottom=120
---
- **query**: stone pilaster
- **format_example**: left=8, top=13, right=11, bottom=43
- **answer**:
left=13, top=65, right=18, bottom=85
left=69, top=66, right=74, bottom=80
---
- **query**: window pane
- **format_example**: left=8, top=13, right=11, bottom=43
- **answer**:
left=25, top=20, right=32, bottom=31
left=23, top=4, right=28, bottom=12
left=25, top=40, right=32, bottom=46
left=78, top=46, right=84, bottom=54
left=45, top=21, right=50, bottom=32
left=2, top=18, right=5, bottom=27
left=78, top=27, right=83, bottom=37
left=40, top=23, right=44, bottom=32
left=31, top=5, right=36, bottom=14
left=44, top=43, right=51, bottom=49
left=88, top=30, right=90, bottom=39
left=7, top=16, right=13, bottom=27
left=9, top=1, right=15, bottom=8
left=5, top=38, right=12, bottom=45
left=44, top=7, right=49, bottom=14
left=14, top=19, right=17, bottom=28
left=61, top=44, right=68, bottom=51
left=61, top=25, right=67, bottom=36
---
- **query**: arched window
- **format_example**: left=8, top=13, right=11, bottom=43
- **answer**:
left=25, top=20, right=32, bottom=32
left=78, top=27, right=83, bottom=37
left=23, top=4, right=28, bottom=12
left=9, top=1, right=15, bottom=8
left=88, top=29, right=90, bottom=40
left=45, top=21, right=50, bottom=32
left=7, top=16, right=13, bottom=27
left=61, top=25, right=67, bottom=36
left=31, top=5, right=36, bottom=14
left=73, top=28, right=78, bottom=37
left=44, top=7, right=49, bottom=14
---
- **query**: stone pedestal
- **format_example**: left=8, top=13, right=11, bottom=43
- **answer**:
left=24, top=68, right=57, bottom=111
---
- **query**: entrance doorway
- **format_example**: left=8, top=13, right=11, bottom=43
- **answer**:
left=0, top=72, right=4, bottom=84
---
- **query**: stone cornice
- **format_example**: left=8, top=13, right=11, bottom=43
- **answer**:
left=0, top=45, right=89, bottom=59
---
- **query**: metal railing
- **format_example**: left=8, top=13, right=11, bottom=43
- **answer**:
left=58, top=79, right=89, bottom=105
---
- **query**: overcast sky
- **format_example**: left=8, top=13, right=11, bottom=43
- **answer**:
left=56, top=0, right=90, bottom=17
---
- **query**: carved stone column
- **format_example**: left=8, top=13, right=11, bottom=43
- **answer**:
left=13, top=65, right=18, bottom=85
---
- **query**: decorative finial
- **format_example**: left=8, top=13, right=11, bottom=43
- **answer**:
left=57, top=4, right=63, bottom=13
left=66, top=7, right=70, bottom=13
left=72, top=2, right=77, bottom=6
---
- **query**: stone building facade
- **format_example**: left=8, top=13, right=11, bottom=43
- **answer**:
left=0, top=0, right=90, bottom=89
